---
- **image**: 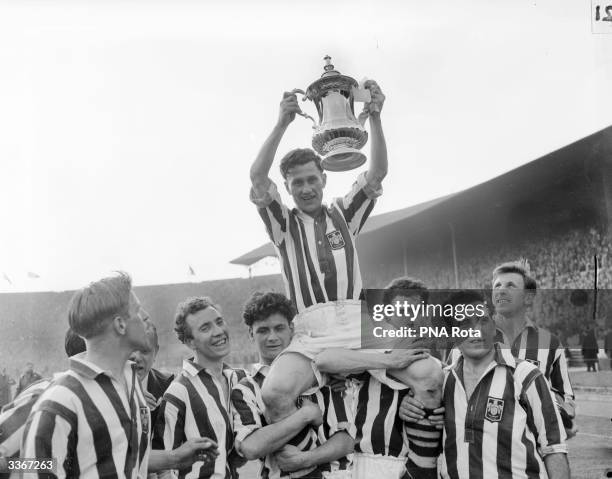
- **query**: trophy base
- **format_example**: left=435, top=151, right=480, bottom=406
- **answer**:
left=321, top=148, right=367, bottom=172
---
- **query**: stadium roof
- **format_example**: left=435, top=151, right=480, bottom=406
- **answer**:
left=230, top=125, right=612, bottom=267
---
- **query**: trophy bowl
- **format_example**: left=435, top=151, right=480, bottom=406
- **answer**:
left=312, top=127, right=368, bottom=171
left=304, top=56, right=368, bottom=172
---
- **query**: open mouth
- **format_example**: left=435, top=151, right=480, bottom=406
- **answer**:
left=211, top=337, right=228, bottom=347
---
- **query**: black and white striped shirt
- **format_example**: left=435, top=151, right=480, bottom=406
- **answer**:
left=352, top=372, right=441, bottom=476
left=154, top=360, right=246, bottom=479
left=21, top=354, right=150, bottom=479
left=441, top=345, right=567, bottom=479
left=0, top=378, right=52, bottom=463
left=507, top=324, right=574, bottom=402
left=448, top=324, right=574, bottom=402
left=230, top=364, right=354, bottom=478
left=251, top=172, right=381, bottom=313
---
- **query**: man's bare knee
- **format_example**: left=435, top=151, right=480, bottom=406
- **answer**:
left=261, top=383, right=291, bottom=410
left=262, top=383, right=297, bottom=422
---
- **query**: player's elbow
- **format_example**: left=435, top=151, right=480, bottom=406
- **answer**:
left=237, top=439, right=263, bottom=461
left=249, top=165, right=266, bottom=184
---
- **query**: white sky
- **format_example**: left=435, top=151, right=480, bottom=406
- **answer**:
left=0, top=0, right=611, bottom=293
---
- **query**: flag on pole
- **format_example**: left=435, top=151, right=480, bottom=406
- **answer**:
left=2, top=272, right=12, bottom=285
left=188, top=265, right=195, bottom=276
left=27, top=271, right=40, bottom=279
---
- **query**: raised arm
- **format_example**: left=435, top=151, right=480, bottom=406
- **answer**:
left=362, top=80, right=387, bottom=186
left=250, top=90, right=303, bottom=194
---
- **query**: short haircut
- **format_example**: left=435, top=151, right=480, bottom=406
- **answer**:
left=174, top=297, right=217, bottom=344
left=444, top=290, right=486, bottom=309
left=444, top=290, right=488, bottom=326
left=279, top=148, right=323, bottom=179
left=64, top=328, right=86, bottom=357
left=68, top=272, right=132, bottom=339
left=492, top=259, right=537, bottom=290
left=243, top=292, right=295, bottom=328
left=383, top=276, right=429, bottom=305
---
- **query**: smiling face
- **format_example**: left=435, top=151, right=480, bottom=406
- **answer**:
left=492, top=272, right=531, bottom=316
left=458, top=302, right=496, bottom=360
left=185, top=307, right=230, bottom=362
left=250, top=313, right=293, bottom=365
left=284, top=161, right=326, bottom=216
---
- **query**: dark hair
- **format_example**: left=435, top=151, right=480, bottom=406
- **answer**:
left=68, top=272, right=132, bottom=339
left=243, top=292, right=295, bottom=328
left=174, top=297, right=217, bottom=344
left=64, top=328, right=86, bottom=357
left=492, top=260, right=537, bottom=290
left=444, top=290, right=488, bottom=327
left=444, top=290, right=486, bottom=309
left=279, top=148, right=323, bottom=179
left=383, top=276, right=429, bottom=305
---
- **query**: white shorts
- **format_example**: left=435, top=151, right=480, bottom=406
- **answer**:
left=323, top=470, right=353, bottom=479
left=284, top=300, right=363, bottom=358
left=278, top=300, right=361, bottom=391
left=277, top=300, right=413, bottom=391
left=352, top=453, right=407, bottom=479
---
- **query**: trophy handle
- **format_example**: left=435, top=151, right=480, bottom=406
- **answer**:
left=291, top=88, right=317, bottom=128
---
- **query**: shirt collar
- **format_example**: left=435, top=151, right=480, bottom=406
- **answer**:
left=183, top=357, right=232, bottom=378
left=69, top=352, right=135, bottom=380
left=294, top=204, right=328, bottom=223
left=448, top=343, right=517, bottom=372
left=250, top=362, right=270, bottom=378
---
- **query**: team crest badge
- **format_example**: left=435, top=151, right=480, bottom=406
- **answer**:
left=326, top=230, right=345, bottom=250
left=485, top=397, right=504, bottom=422
left=526, top=358, right=541, bottom=367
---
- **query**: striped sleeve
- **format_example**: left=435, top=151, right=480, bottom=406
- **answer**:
left=519, top=366, right=567, bottom=456
left=336, top=171, right=381, bottom=235
left=549, top=347, right=575, bottom=401
left=250, top=180, right=289, bottom=246
left=0, top=382, right=49, bottom=458
left=230, top=381, right=263, bottom=448
left=404, top=421, right=442, bottom=472
left=21, top=405, right=77, bottom=479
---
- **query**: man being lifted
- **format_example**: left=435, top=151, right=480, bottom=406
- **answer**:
left=250, top=82, right=426, bottom=423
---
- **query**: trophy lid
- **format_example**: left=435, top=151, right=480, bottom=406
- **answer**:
left=320, top=55, right=340, bottom=77
left=305, top=55, right=358, bottom=101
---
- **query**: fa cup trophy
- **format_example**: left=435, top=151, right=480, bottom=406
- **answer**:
left=298, top=56, right=370, bottom=172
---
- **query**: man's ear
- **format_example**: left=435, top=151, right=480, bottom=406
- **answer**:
left=321, top=172, right=327, bottom=188
left=113, top=315, right=127, bottom=335
left=248, top=327, right=254, bottom=342
left=284, top=179, right=291, bottom=195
